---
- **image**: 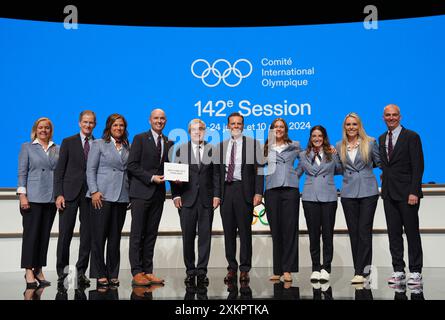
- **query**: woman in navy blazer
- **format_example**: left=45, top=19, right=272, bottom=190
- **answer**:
left=264, top=118, right=301, bottom=283
left=86, top=114, right=130, bottom=287
left=17, top=117, right=59, bottom=288
left=336, top=113, right=381, bottom=284
left=297, top=125, right=342, bottom=283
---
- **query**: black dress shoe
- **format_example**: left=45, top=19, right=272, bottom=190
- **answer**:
left=36, top=279, right=51, bottom=287
left=24, top=275, right=38, bottom=289
left=58, top=274, right=67, bottom=283
left=97, top=278, right=109, bottom=287
left=78, top=273, right=91, bottom=285
left=109, top=279, right=120, bottom=287
left=184, top=275, right=196, bottom=285
left=197, top=274, right=209, bottom=286
left=33, top=269, right=51, bottom=287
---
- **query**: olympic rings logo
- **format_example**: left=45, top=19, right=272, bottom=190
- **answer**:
left=251, top=202, right=269, bottom=226
left=191, top=58, right=253, bottom=87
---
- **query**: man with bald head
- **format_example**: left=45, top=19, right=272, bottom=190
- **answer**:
left=127, top=108, right=173, bottom=286
left=379, top=104, right=424, bottom=287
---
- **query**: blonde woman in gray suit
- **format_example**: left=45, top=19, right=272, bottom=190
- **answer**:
left=17, top=117, right=59, bottom=288
left=86, top=113, right=130, bottom=287
left=336, top=113, right=381, bottom=284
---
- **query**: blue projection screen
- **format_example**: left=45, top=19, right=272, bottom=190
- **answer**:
left=1, top=16, right=444, bottom=187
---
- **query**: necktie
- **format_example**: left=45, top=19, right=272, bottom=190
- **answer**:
left=312, top=149, right=321, bottom=165
left=388, top=130, right=393, bottom=160
left=196, top=145, right=201, bottom=168
left=84, top=137, right=90, bottom=161
left=226, top=141, right=236, bottom=182
left=157, top=135, right=162, bottom=160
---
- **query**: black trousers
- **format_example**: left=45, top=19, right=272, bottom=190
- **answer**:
left=383, top=198, right=423, bottom=273
left=56, top=192, right=92, bottom=276
left=264, top=187, right=300, bottom=274
left=220, top=181, right=253, bottom=273
left=341, top=195, right=378, bottom=276
left=129, top=189, right=164, bottom=276
left=21, top=203, right=56, bottom=269
left=302, top=201, right=337, bottom=273
left=179, top=201, right=214, bottom=276
left=90, top=201, right=127, bottom=279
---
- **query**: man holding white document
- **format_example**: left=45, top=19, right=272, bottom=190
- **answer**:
left=127, top=108, right=173, bottom=287
left=171, top=119, right=221, bottom=287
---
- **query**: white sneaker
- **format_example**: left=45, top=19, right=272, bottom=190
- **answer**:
left=319, top=269, right=330, bottom=282
left=407, top=272, right=423, bottom=286
left=388, top=271, right=406, bottom=284
left=311, top=282, right=321, bottom=290
left=351, top=275, right=365, bottom=284
left=321, top=282, right=331, bottom=292
left=310, top=271, right=321, bottom=282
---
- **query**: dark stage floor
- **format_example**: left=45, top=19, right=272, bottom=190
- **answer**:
left=1, top=267, right=444, bottom=301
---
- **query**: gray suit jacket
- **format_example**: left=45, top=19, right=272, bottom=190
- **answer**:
left=265, top=141, right=301, bottom=190
left=86, top=139, right=130, bottom=203
left=18, top=142, right=59, bottom=203
left=336, top=140, right=381, bottom=198
left=296, top=150, right=342, bottom=202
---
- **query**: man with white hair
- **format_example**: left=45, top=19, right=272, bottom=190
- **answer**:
left=171, top=119, right=221, bottom=287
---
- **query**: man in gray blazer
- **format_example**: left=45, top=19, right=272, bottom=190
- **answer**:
left=171, top=119, right=221, bottom=286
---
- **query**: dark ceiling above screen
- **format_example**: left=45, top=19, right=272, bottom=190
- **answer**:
left=1, top=2, right=445, bottom=26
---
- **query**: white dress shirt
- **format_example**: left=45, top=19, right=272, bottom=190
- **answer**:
left=225, top=135, right=243, bottom=181
left=385, top=124, right=402, bottom=154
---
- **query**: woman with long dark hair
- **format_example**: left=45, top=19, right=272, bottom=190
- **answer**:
left=297, top=125, right=342, bottom=283
left=86, top=113, right=130, bottom=287
left=264, top=118, right=301, bottom=283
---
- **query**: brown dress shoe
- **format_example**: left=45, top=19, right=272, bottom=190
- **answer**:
left=224, top=270, right=237, bottom=283
left=132, top=272, right=151, bottom=286
left=240, top=271, right=250, bottom=282
left=146, top=283, right=164, bottom=292
left=145, top=273, right=165, bottom=284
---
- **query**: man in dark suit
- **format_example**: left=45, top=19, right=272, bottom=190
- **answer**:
left=379, top=104, right=424, bottom=287
left=127, top=108, right=173, bottom=286
left=54, top=110, right=96, bottom=287
left=217, top=112, right=264, bottom=284
left=171, top=119, right=221, bottom=287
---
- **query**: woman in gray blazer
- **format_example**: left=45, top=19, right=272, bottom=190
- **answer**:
left=264, top=118, right=301, bottom=283
left=17, top=117, right=59, bottom=288
left=297, top=125, right=342, bottom=283
left=336, top=112, right=381, bottom=285
left=86, top=114, right=130, bottom=287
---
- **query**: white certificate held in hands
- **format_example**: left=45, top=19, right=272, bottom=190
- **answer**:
left=164, top=162, right=189, bottom=182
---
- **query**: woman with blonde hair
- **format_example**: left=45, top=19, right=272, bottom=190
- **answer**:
left=17, top=117, right=59, bottom=288
left=335, top=112, right=381, bottom=284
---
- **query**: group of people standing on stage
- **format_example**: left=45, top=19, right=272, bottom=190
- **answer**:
left=17, top=103, right=424, bottom=291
